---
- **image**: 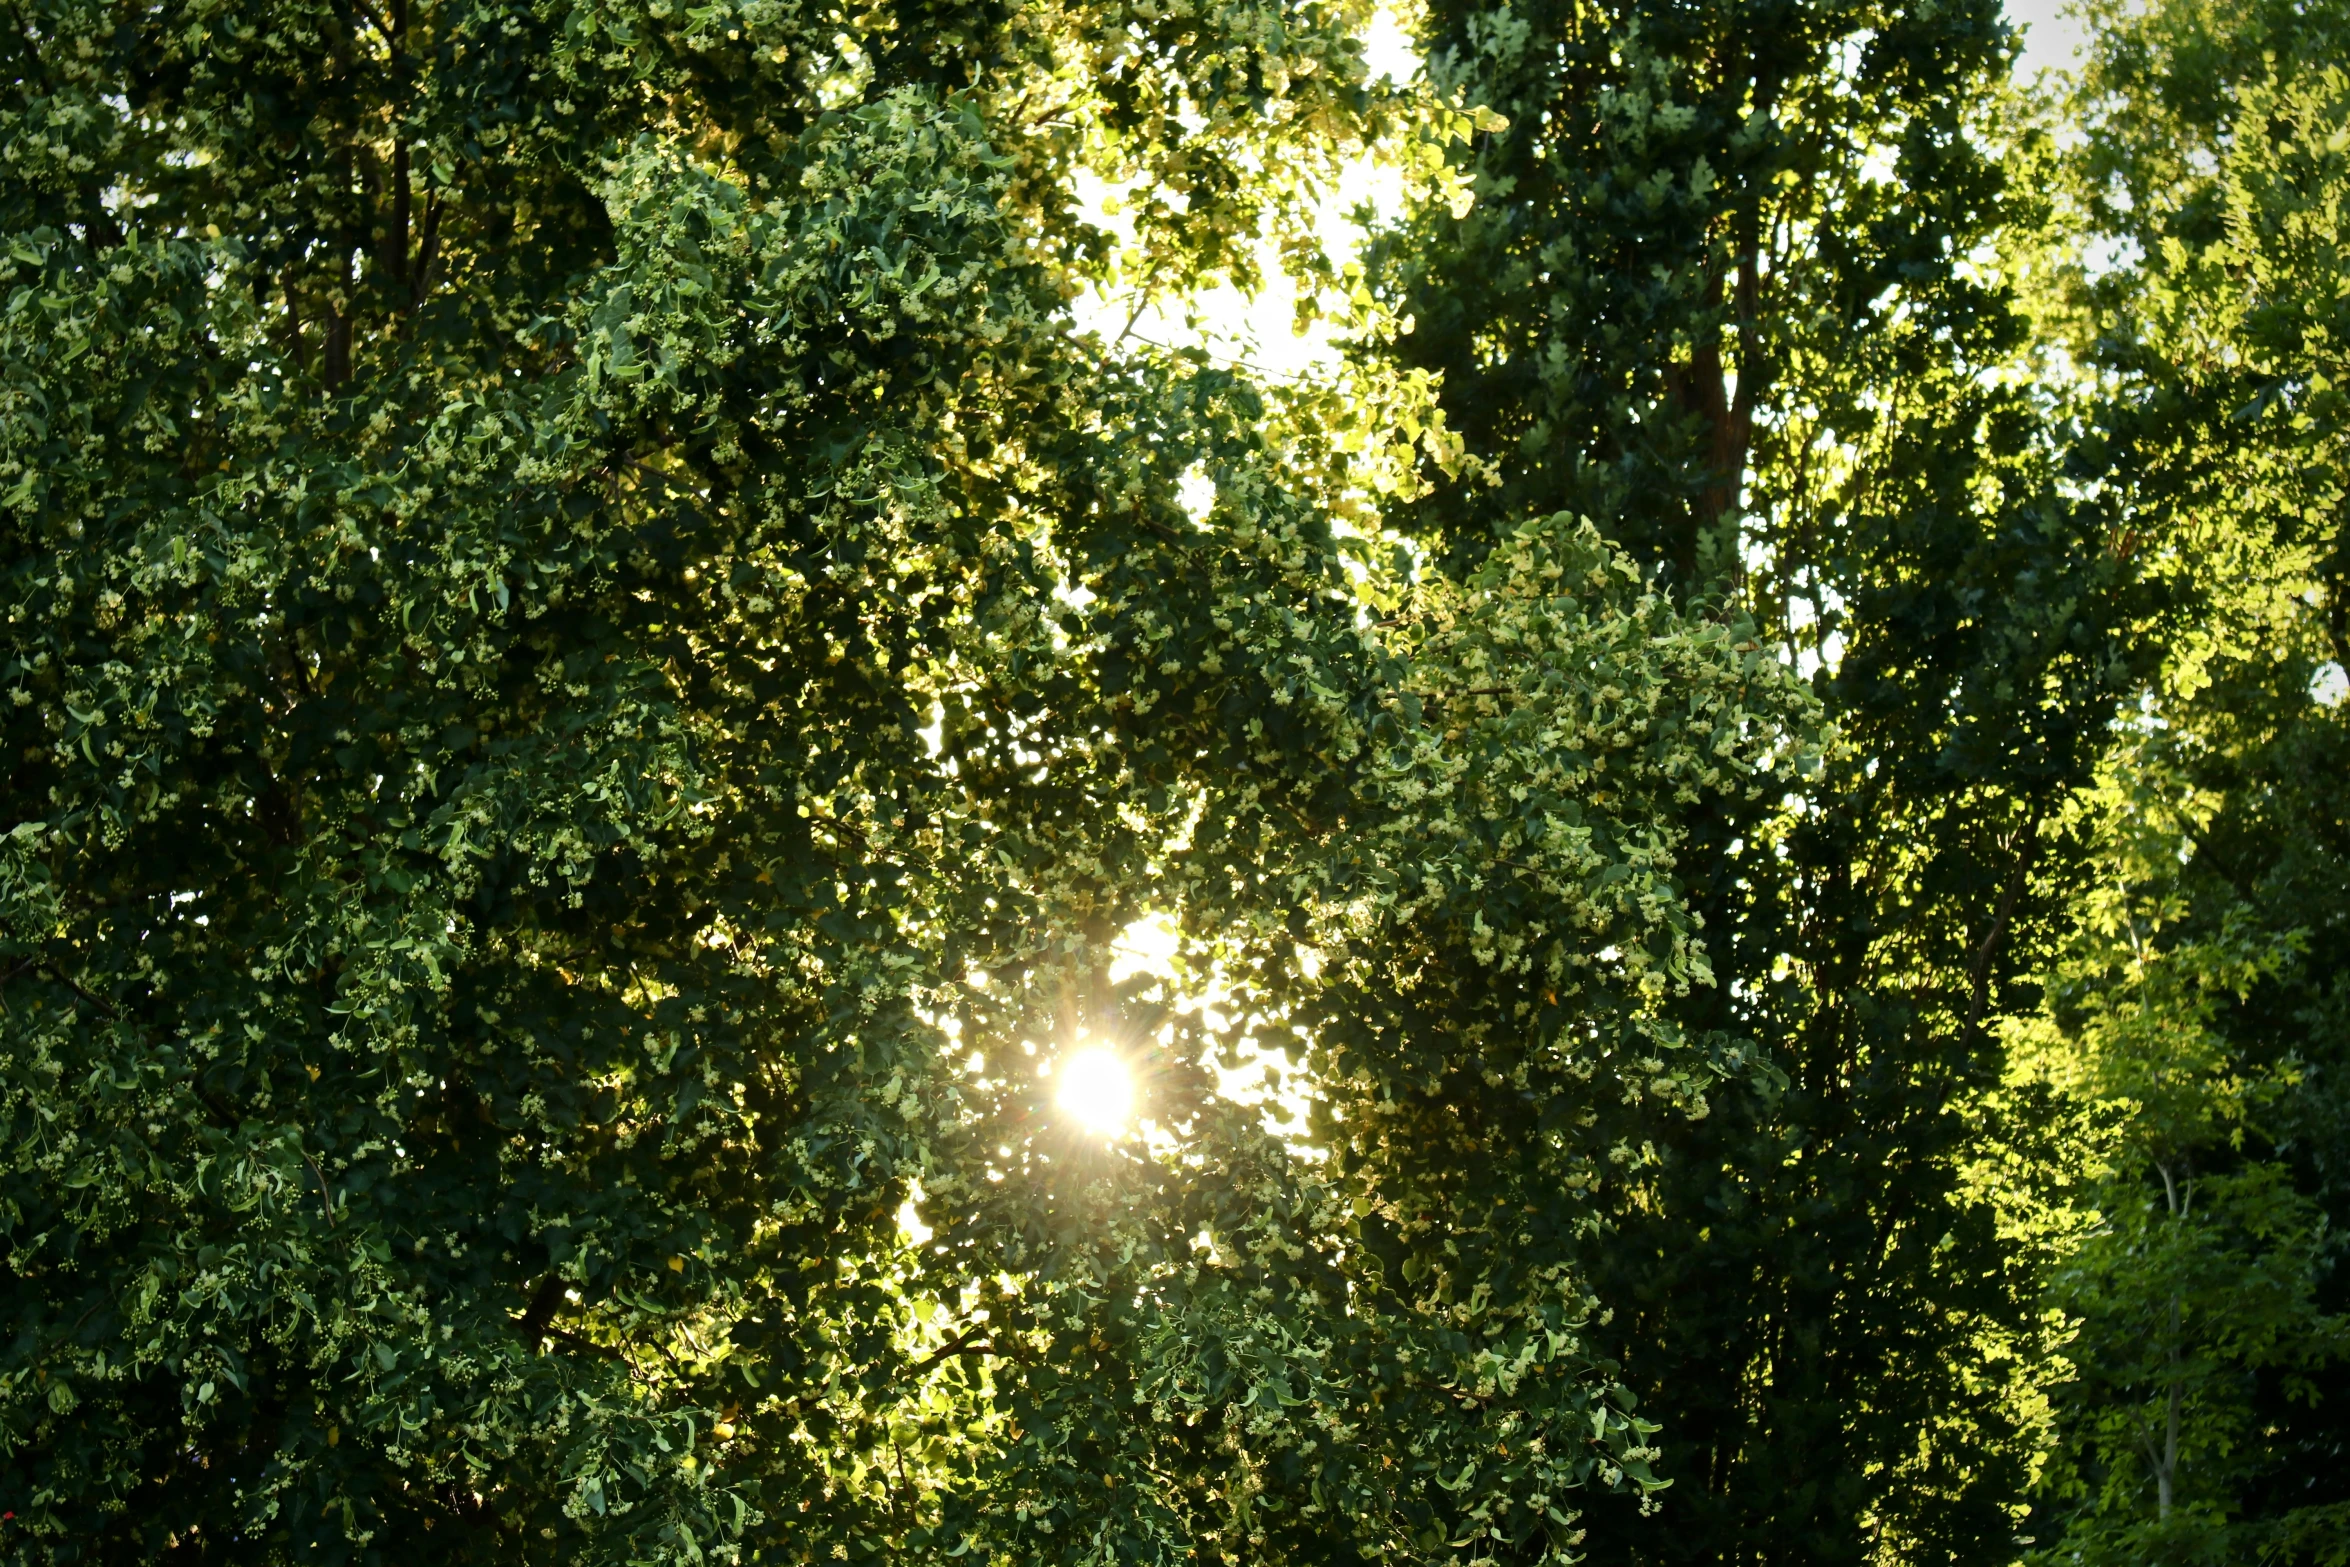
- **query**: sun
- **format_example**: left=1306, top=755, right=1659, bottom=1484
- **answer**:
left=1054, top=1045, right=1136, bottom=1136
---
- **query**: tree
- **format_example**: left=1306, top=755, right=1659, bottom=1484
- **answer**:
left=2010, top=0, right=2350, bottom=1557
left=0, top=1, right=1820, bottom=1563
left=2012, top=757, right=2350, bottom=1563
left=1358, top=0, right=2143, bottom=1560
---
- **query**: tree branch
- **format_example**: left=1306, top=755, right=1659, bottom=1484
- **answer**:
left=299, top=1149, right=338, bottom=1227
left=543, top=1324, right=624, bottom=1361
left=909, top=1324, right=1004, bottom=1372
left=516, top=1274, right=569, bottom=1351
left=411, top=195, right=441, bottom=309
left=1966, top=804, right=2046, bottom=1030
left=343, top=0, right=393, bottom=46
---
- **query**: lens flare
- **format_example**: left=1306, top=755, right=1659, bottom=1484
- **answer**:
left=1054, top=1046, right=1135, bottom=1135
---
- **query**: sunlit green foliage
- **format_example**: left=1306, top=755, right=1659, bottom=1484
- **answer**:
left=1358, top=1, right=2143, bottom=1561
left=2006, top=1, right=2350, bottom=1558
left=8, top=0, right=2349, bottom=1560
left=2010, top=745, right=2350, bottom=1565
left=0, top=1, right=1821, bottom=1563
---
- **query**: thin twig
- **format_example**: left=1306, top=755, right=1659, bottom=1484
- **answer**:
left=802, top=805, right=940, bottom=874
left=36, top=960, right=118, bottom=1018
left=1115, top=291, right=1154, bottom=348
left=299, top=1149, right=338, bottom=1228
left=1396, top=685, right=1519, bottom=711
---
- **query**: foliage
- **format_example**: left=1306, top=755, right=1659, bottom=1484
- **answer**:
left=2009, top=746, right=2350, bottom=1565
left=8, top=0, right=2350, bottom=1562
left=1358, top=0, right=2144, bottom=1561
left=0, top=1, right=1822, bottom=1563
left=2007, top=2, right=2350, bottom=1558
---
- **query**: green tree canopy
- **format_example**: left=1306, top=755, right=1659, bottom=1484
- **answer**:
left=1355, top=0, right=2144, bottom=1560
left=2007, top=0, right=2350, bottom=1558
left=0, top=1, right=1818, bottom=1563
left=9, top=0, right=2350, bottom=1562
